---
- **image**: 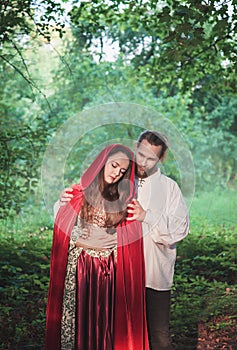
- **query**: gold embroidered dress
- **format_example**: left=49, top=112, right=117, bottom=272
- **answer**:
left=61, top=208, right=117, bottom=349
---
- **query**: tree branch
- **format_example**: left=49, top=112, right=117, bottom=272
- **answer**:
left=181, top=33, right=233, bottom=67
left=0, top=54, right=52, bottom=111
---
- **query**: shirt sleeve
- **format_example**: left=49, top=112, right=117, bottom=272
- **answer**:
left=53, top=200, right=61, bottom=220
left=143, top=183, right=190, bottom=247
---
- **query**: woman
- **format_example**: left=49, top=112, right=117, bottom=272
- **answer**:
left=45, top=144, right=149, bottom=350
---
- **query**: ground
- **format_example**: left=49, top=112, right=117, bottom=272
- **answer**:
left=197, top=315, right=236, bottom=350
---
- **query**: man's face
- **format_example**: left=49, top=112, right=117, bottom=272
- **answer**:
left=135, top=139, right=162, bottom=178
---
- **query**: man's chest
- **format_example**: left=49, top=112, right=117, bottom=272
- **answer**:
left=138, top=180, right=169, bottom=211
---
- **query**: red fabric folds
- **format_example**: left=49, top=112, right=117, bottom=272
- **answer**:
left=44, top=144, right=149, bottom=350
left=115, top=220, right=149, bottom=350
left=76, top=251, right=116, bottom=350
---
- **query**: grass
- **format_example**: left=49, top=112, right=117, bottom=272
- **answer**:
left=0, top=189, right=236, bottom=349
left=190, top=188, right=237, bottom=226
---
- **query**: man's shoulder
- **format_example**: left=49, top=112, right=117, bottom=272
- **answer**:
left=156, top=170, right=178, bottom=186
left=146, top=169, right=180, bottom=192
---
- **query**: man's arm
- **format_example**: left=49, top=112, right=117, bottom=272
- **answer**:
left=59, top=187, right=74, bottom=204
left=145, top=184, right=189, bottom=246
left=53, top=187, right=74, bottom=219
left=127, top=184, right=189, bottom=247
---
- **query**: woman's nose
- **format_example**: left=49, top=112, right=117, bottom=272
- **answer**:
left=115, top=168, right=121, bottom=177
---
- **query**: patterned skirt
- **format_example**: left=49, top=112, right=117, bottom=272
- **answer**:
left=61, top=241, right=117, bottom=350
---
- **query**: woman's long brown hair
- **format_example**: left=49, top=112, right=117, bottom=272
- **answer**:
left=80, top=146, right=133, bottom=229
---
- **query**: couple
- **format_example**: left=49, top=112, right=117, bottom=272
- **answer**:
left=45, top=130, right=190, bottom=350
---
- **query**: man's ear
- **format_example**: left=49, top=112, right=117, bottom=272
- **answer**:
left=134, top=141, right=138, bottom=150
left=159, top=150, right=168, bottom=162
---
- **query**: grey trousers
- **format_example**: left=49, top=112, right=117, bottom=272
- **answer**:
left=146, top=288, right=174, bottom=350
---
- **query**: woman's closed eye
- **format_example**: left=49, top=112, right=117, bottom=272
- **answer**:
left=112, top=163, right=126, bottom=174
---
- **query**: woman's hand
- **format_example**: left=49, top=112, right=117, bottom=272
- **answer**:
left=126, top=198, right=146, bottom=222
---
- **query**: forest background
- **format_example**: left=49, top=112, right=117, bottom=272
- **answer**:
left=0, top=0, right=236, bottom=349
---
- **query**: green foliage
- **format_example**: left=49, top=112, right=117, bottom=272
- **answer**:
left=190, top=190, right=237, bottom=226
left=0, top=106, right=50, bottom=219
left=50, top=33, right=237, bottom=190
left=0, top=0, right=33, bottom=43
left=169, top=190, right=237, bottom=347
left=0, top=0, right=65, bottom=44
left=1, top=119, right=45, bottom=215
left=1, top=1, right=236, bottom=225
left=0, top=36, right=65, bottom=219
left=0, top=227, right=51, bottom=349
left=0, top=0, right=66, bottom=104
left=68, top=0, right=237, bottom=95
left=172, top=275, right=237, bottom=349
left=190, top=96, right=237, bottom=189
left=176, top=225, right=237, bottom=283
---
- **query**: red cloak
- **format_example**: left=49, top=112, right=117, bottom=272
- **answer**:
left=44, top=144, right=149, bottom=349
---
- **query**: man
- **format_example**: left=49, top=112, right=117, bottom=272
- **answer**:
left=57, top=130, right=190, bottom=350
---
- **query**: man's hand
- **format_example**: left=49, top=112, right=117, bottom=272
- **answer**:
left=127, top=198, right=146, bottom=222
left=59, top=187, right=74, bottom=206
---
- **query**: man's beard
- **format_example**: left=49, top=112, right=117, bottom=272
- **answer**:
left=135, top=164, right=156, bottom=179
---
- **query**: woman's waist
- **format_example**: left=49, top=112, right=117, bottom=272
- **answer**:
left=72, top=240, right=117, bottom=258
left=71, top=224, right=117, bottom=248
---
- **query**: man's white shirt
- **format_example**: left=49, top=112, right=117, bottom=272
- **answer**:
left=137, top=168, right=189, bottom=291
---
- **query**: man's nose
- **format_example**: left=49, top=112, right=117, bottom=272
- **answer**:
left=140, top=159, right=147, bottom=167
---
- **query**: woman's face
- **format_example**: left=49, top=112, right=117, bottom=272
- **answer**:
left=104, top=151, right=130, bottom=184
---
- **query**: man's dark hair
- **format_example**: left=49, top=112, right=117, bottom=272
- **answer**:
left=138, top=130, right=169, bottom=159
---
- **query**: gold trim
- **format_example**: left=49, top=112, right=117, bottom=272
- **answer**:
left=74, top=244, right=117, bottom=258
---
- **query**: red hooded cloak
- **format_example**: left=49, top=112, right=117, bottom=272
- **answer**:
left=44, top=144, right=149, bottom=349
